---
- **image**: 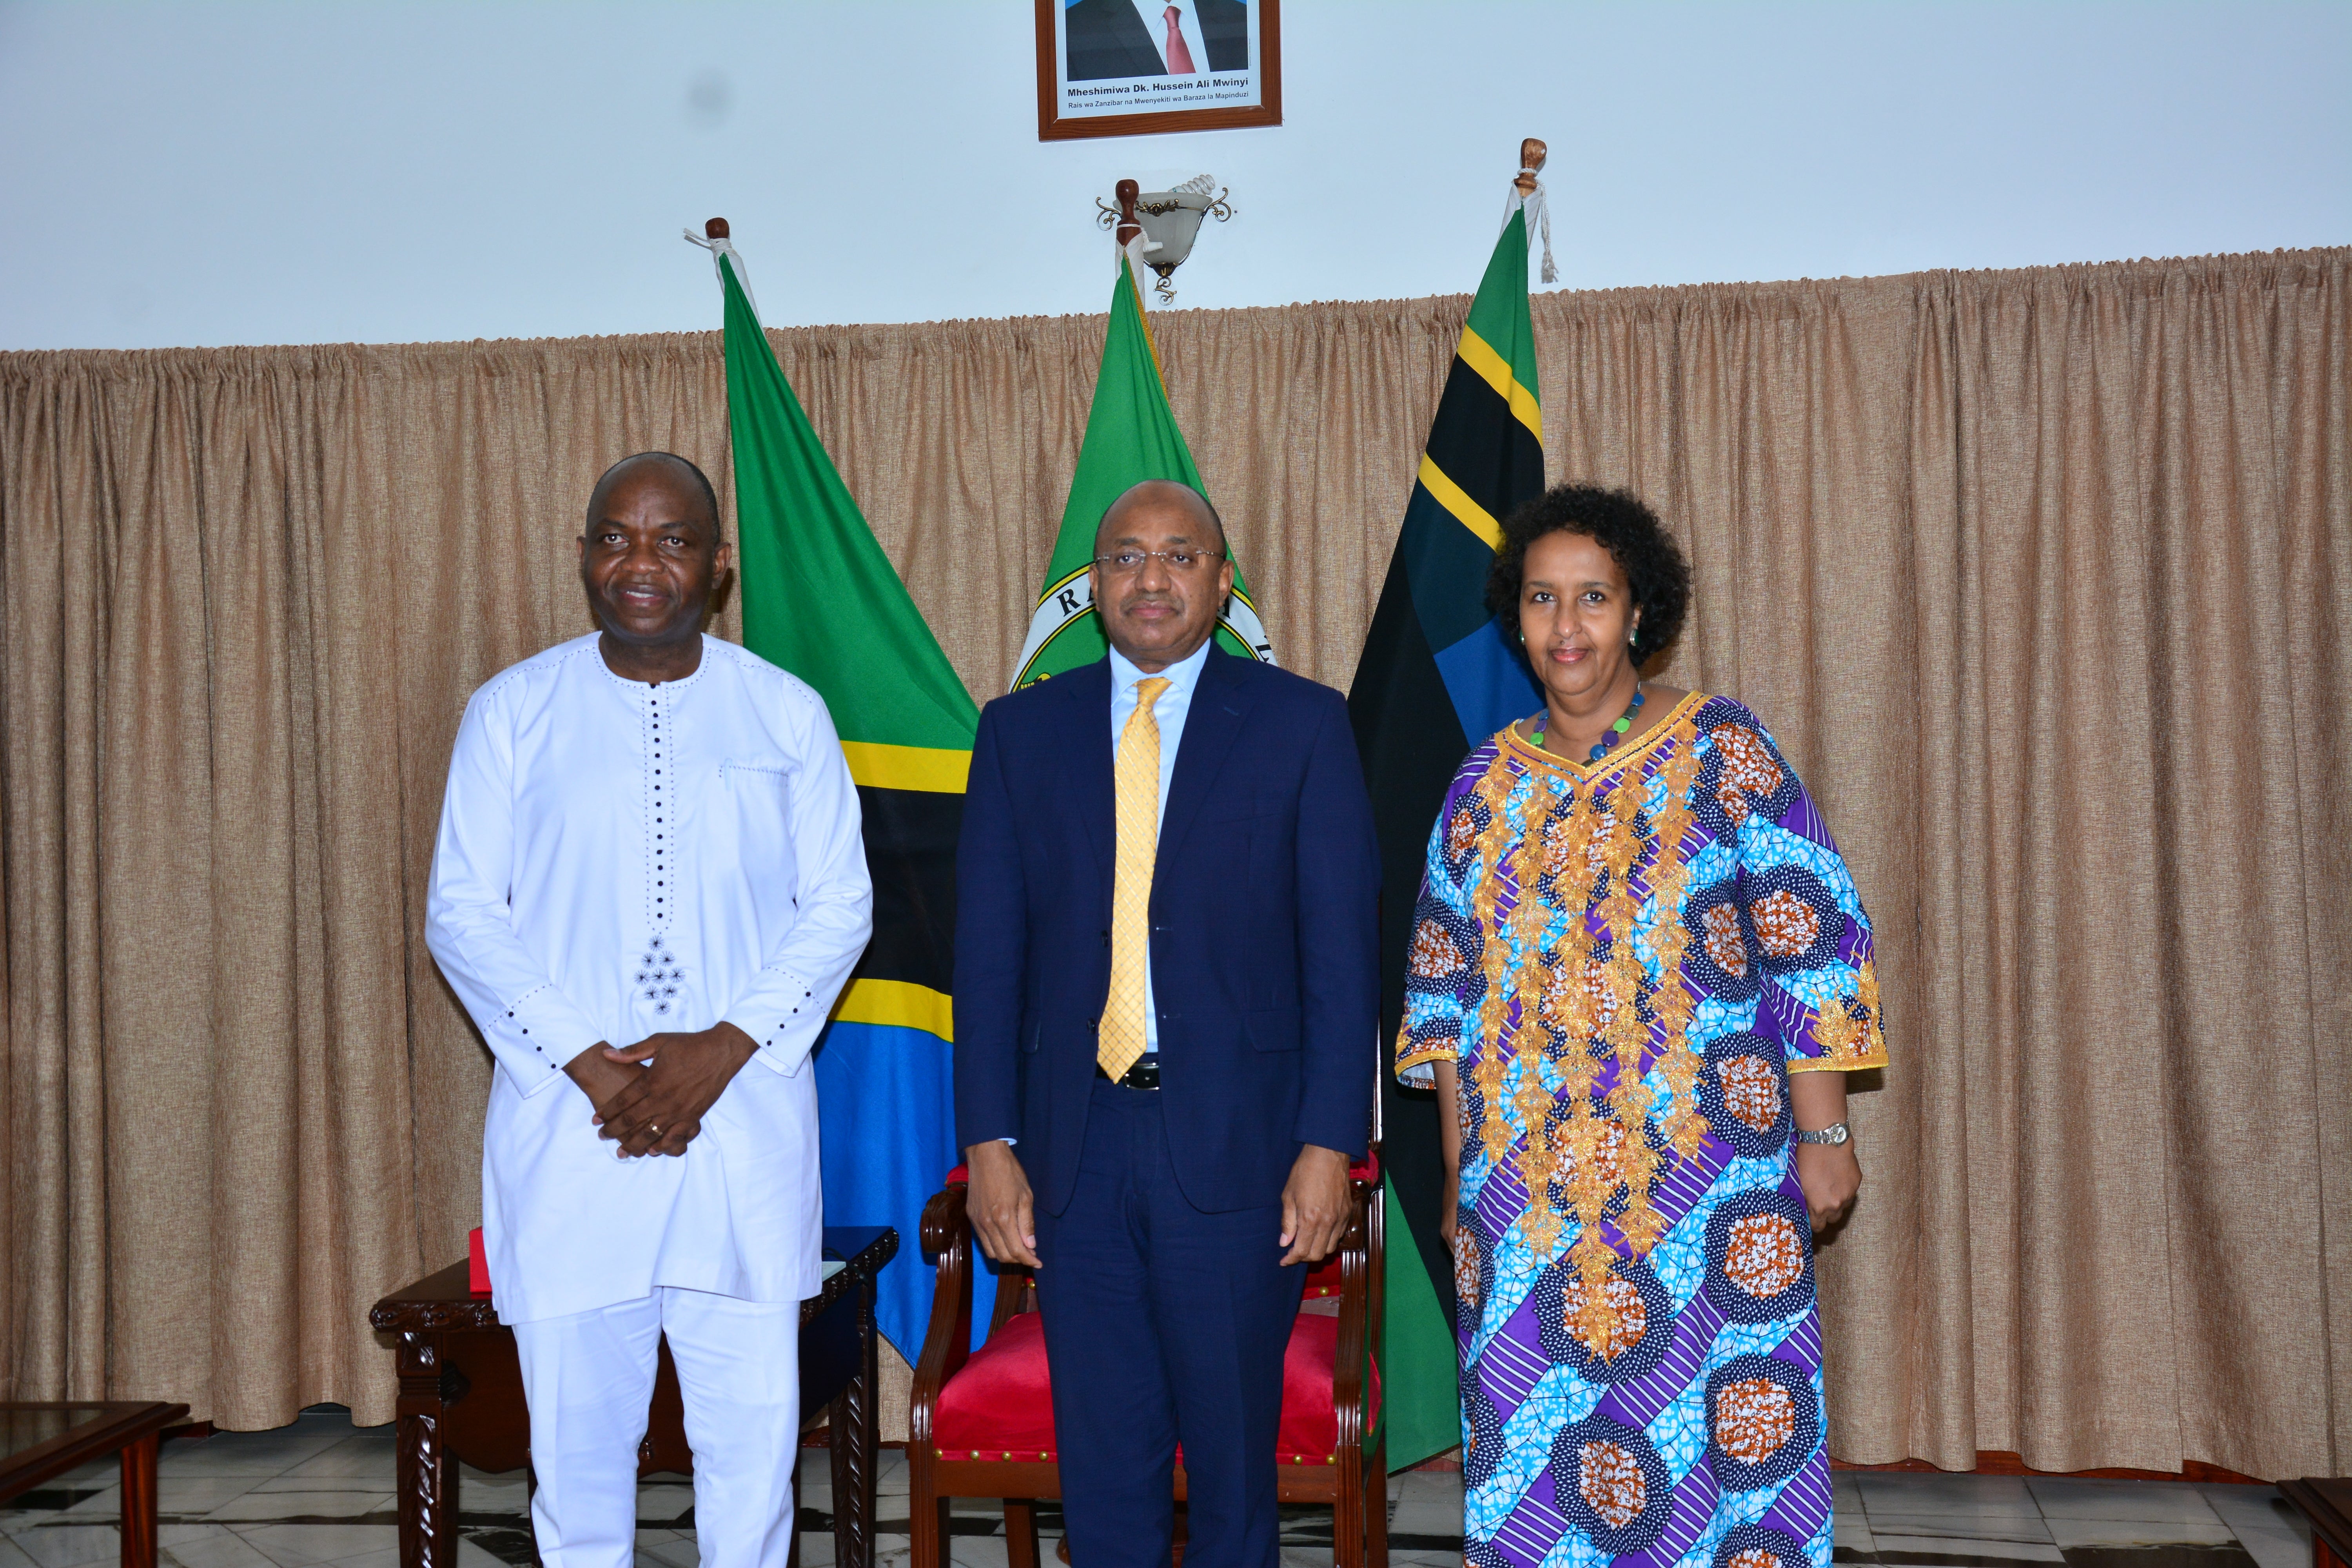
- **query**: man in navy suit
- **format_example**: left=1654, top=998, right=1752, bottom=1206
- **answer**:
left=955, top=480, right=1379, bottom=1568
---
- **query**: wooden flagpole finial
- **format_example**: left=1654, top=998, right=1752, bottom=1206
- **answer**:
left=1114, top=180, right=1142, bottom=249
left=705, top=218, right=730, bottom=241
left=1515, top=140, right=1547, bottom=196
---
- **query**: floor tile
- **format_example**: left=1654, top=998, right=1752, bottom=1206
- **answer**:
left=1858, top=1473, right=2040, bottom=1517
left=465, top=1481, right=530, bottom=1517
left=2027, top=1479, right=2221, bottom=1524
left=2043, top=1518, right=2243, bottom=1549
left=1833, top=1515, right=1876, bottom=1553
left=639, top=1537, right=699, bottom=1568
left=162, top=1532, right=280, bottom=1568
left=247, top=1476, right=394, bottom=1496
left=162, top=1526, right=236, bottom=1547
left=235, top=1524, right=399, bottom=1568
left=1388, top=1475, right=1463, bottom=1541
left=2201, top=1488, right=2309, bottom=1543
left=1392, top=1555, right=1467, bottom=1568
left=795, top=1537, right=835, bottom=1568
left=452, top=1541, right=510, bottom=1568
left=5, top=1525, right=122, bottom=1568
left=279, top=1444, right=397, bottom=1483
left=0, top=1542, right=42, bottom=1568
left=208, top=1494, right=393, bottom=1523
left=1865, top=1512, right=2055, bottom=1544
left=636, top=1485, right=695, bottom=1524
left=1868, top=1531, right=2064, bottom=1563
left=457, top=1526, right=537, bottom=1568
left=161, top=1480, right=270, bottom=1514
left=181, top=1431, right=348, bottom=1472
left=54, top=1490, right=122, bottom=1520
left=161, top=1453, right=321, bottom=1480
left=325, top=1549, right=402, bottom=1568
left=2235, top=1524, right=2315, bottom=1568
left=946, top=1538, right=1010, bottom=1568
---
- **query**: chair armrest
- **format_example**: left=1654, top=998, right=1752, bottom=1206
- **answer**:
left=908, top=1175, right=974, bottom=1453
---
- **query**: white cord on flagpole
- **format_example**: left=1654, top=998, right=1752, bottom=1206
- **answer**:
left=1503, top=175, right=1557, bottom=285
left=683, top=226, right=760, bottom=318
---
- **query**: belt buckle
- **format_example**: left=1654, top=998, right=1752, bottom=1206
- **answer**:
left=1096, top=1058, right=1161, bottom=1090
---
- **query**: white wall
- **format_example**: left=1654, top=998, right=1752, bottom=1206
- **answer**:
left=1, top=0, right=2344, bottom=350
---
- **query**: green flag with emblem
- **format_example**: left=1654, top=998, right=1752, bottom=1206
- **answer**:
left=1010, top=249, right=1274, bottom=687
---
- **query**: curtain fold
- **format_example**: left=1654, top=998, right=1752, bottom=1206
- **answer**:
left=2, top=248, right=2345, bottom=1475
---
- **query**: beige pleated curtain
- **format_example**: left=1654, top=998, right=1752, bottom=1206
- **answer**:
left=2, top=246, right=2345, bottom=1478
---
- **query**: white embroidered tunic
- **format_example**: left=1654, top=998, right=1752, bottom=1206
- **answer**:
left=426, top=633, right=874, bottom=1325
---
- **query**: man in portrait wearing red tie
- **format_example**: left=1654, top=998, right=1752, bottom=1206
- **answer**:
left=1064, top=0, right=1250, bottom=83
left=953, top=480, right=1380, bottom=1568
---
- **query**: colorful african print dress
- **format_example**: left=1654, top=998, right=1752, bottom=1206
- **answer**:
left=1396, top=693, right=1888, bottom=1568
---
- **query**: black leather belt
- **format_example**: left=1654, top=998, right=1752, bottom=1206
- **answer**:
left=1094, top=1058, right=1161, bottom=1090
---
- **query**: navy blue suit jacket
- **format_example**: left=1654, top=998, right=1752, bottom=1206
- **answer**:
left=953, top=648, right=1380, bottom=1217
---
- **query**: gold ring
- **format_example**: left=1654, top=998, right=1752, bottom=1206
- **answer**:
left=650, top=1123, right=662, bottom=1135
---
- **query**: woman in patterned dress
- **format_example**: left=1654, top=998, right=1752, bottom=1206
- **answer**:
left=1396, top=486, right=1888, bottom=1568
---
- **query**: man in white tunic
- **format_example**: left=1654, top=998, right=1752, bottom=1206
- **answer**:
left=426, top=452, right=873, bottom=1568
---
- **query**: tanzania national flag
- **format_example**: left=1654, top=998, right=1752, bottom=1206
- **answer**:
left=1011, top=246, right=1272, bottom=687
left=708, top=234, right=994, bottom=1357
left=1346, top=201, right=1546, bottom=1467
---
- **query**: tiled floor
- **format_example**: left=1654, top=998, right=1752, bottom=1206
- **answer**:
left=0, top=1409, right=2316, bottom=1568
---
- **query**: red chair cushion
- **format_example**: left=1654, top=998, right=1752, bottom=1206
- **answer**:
left=931, top=1309, right=1380, bottom=1466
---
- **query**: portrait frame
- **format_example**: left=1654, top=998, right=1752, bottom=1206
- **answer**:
left=1035, top=0, right=1282, bottom=142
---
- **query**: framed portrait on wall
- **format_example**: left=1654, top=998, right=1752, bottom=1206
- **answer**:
left=1035, top=0, right=1281, bottom=141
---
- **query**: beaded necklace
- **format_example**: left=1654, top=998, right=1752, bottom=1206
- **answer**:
left=1530, top=683, right=1646, bottom=762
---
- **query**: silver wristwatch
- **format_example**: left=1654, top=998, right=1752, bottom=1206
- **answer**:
left=1794, top=1122, right=1851, bottom=1147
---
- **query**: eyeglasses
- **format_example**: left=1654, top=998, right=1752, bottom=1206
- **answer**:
left=1092, top=548, right=1220, bottom=575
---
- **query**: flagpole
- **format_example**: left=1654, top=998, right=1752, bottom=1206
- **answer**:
left=1112, top=178, right=1141, bottom=250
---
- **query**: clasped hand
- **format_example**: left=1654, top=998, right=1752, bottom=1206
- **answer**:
left=563, top=1022, right=757, bottom=1158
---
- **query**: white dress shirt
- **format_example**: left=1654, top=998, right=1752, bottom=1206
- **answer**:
left=1108, top=638, right=1212, bottom=1058
left=1125, top=0, right=1211, bottom=74
left=427, top=633, right=873, bottom=1324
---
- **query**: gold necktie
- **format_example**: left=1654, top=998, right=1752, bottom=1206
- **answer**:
left=1100, top=676, right=1171, bottom=1082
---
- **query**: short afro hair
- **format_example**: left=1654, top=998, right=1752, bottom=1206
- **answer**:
left=1484, top=485, right=1690, bottom=663
left=587, top=451, right=724, bottom=542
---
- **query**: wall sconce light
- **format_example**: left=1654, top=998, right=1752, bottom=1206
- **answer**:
left=1095, top=174, right=1235, bottom=303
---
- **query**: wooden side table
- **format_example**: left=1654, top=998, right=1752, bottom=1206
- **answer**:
left=2281, top=1479, right=2352, bottom=1568
left=0, top=1402, right=191, bottom=1568
left=369, top=1226, right=897, bottom=1568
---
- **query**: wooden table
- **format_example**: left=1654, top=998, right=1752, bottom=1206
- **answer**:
left=2281, top=1479, right=2352, bottom=1568
left=370, top=1226, right=897, bottom=1568
left=0, top=1402, right=191, bottom=1568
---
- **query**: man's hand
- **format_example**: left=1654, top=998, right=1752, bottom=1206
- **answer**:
left=595, top=1023, right=759, bottom=1158
left=564, top=1043, right=644, bottom=1134
left=964, top=1140, right=1040, bottom=1270
left=1795, top=1140, right=1862, bottom=1233
left=1279, top=1144, right=1353, bottom=1267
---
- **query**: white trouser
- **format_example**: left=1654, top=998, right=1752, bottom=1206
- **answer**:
left=511, top=1287, right=801, bottom=1568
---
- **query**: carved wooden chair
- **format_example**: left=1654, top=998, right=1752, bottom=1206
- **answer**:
left=907, top=1155, right=1388, bottom=1568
